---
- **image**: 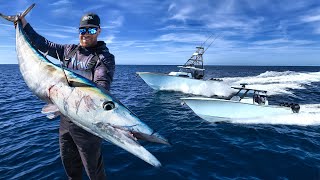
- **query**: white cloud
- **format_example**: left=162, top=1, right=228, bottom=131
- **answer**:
left=0, top=23, right=13, bottom=27
left=83, top=5, right=106, bottom=12
left=207, top=19, right=247, bottom=29
left=168, top=3, right=176, bottom=12
left=102, top=35, right=115, bottom=44
left=169, top=6, right=194, bottom=22
left=49, top=0, right=72, bottom=6
left=157, top=24, right=188, bottom=31
left=252, top=38, right=314, bottom=49
left=42, top=32, right=72, bottom=39
left=253, top=39, right=290, bottom=45
left=42, top=23, right=78, bottom=33
left=155, top=33, right=208, bottom=43
left=50, top=7, right=82, bottom=17
left=98, top=0, right=168, bottom=14
left=301, top=14, right=320, bottom=23
left=105, top=16, right=124, bottom=29
left=206, top=15, right=264, bottom=32
left=215, top=0, right=236, bottom=15
left=299, top=8, right=320, bottom=35
left=163, top=0, right=265, bottom=39
left=119, top=40, right=136, bottom=47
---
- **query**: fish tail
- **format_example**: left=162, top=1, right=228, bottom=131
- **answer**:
left=0, top=3, right=35, bottom=23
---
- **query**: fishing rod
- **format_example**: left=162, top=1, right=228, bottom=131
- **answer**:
left=56, top=50, right=72, bottom=86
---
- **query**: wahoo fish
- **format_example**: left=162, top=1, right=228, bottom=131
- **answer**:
left=0, top=4, right=169, bottom=167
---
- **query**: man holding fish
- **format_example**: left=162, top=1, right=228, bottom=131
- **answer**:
left=20, top=13, right=114, bottom=179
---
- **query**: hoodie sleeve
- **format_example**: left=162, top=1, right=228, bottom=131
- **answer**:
left=93, top=52, right=115, bottom=91
left=23, top=23, right=65, bottom=61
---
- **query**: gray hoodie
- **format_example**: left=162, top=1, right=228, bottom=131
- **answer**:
left=23, top=23, right=115, bottom=91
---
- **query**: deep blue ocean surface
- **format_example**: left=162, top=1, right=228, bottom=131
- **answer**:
left=1, top=64, right=320, bottom=179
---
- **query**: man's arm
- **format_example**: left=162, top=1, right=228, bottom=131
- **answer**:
left=94, top=53, right=115, bottom=91
left=20, top=17, right=65, bottom=60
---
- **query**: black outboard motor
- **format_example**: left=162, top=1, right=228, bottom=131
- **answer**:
left=279, top=102, right=300, bottom=113
left=291, top=104, right=300, bottom=113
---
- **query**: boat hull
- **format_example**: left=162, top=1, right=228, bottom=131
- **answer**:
left=181, top=97, right=293, bottom=122
left=136, top=72, right=233, bottom=97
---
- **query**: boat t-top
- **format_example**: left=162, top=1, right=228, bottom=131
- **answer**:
left=181, top=83, right=300, bottom=122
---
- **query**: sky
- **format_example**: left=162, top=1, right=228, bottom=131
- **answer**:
left=0, top=0, right=320, bottom=65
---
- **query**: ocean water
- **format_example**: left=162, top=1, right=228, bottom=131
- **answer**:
left=1, top=64, right=320, bottom=179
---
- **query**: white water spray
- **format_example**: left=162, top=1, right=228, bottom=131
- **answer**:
left=160, top=80, right=235, bottom=97
left=159, top=70, right=320, bottom=97
left=224, top=71, right=320, bottom=95
left=229, top=104, right=320, bottom=126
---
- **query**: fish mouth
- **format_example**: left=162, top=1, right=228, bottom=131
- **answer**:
left=112, top=124, right=170, bottom=146
left=94, top=122, right=169, bottom=144
left=94, top=122, right=169, bottom=167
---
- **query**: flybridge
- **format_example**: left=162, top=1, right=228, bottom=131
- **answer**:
left=178, top=34, right=219, bottom=79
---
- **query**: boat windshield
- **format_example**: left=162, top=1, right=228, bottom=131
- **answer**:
left=231, top=86, right=268, bottom=105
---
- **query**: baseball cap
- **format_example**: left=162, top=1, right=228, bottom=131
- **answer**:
left=79, top=13, right=100, bottom=28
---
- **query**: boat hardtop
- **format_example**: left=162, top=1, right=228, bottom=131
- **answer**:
left=229, top=83, right=269, bottom=105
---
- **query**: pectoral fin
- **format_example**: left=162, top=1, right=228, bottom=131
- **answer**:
left=42, top=104, right=60, bottom=119
left=41, top=104, right=59, bottom=114
left=46, top=111, right=61, bottom=119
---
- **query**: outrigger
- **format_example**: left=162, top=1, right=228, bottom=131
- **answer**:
left=136, top=35, right=230, bottom=97
left=181, top=84, right=300, bottom=122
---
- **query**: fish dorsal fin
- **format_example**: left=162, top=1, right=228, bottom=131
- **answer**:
left=41, top=104, right=59, bottom=114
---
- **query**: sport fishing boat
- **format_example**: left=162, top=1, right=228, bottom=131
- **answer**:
left=136, top=37, right=231, bottom=97
left=181, top=84, right=300, bottom=122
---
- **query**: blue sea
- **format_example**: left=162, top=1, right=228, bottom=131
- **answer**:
left=1, top=64, right=320, bottom=179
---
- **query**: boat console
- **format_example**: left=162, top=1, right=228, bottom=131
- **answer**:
left=231, top=84, right=300, bottom=113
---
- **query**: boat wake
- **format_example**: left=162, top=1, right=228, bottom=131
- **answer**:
left=229, top=104, right=320, bottom=126
left=224, top=71, right=320, bottom=95
left=163, top=80, right=234, bottom=97
left=159, top=71, right=320, bottom=97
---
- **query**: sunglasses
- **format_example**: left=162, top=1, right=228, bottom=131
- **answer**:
left=79, top=27, right=98, bottom=35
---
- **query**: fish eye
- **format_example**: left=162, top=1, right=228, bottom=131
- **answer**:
left=102, top=101, right=115, bottom=111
